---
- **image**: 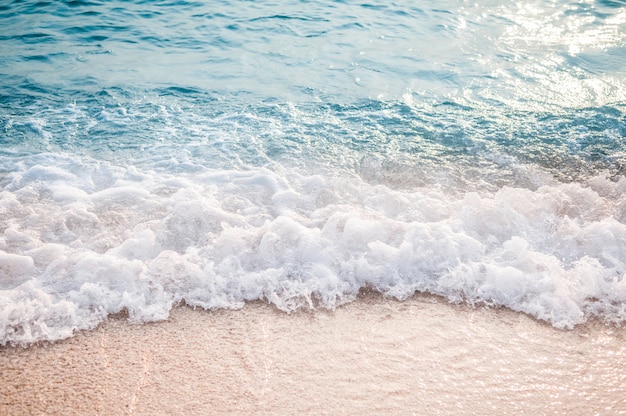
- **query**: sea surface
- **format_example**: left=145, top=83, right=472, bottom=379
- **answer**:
left=1, top=0, right=626, bottom=345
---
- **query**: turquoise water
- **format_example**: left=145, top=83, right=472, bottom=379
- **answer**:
left=1, top=0, right=626, bottom=345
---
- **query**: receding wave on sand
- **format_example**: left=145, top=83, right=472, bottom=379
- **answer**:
left=1, top=294, right=625, bottom=416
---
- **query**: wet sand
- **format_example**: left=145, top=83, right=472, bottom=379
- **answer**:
left=1, top=294, right=625, bottom=415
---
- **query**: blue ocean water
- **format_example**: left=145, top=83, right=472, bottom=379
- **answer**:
left=1, top=0, right=626, bottom=345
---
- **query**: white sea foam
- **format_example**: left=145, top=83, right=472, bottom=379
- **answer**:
left=1, top=153, right=626, bottom=345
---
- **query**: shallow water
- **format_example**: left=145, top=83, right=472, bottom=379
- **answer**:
left=1, top=0, right=626, bottom=345
left=2, top=298, right=625, bottom=415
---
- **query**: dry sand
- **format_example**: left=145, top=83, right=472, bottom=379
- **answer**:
left=1, top=294, right=625, bottom=415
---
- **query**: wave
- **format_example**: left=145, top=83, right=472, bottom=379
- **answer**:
left=1, top=152, right=626, bottom=345
left=1, top=0, right=626, bottom=346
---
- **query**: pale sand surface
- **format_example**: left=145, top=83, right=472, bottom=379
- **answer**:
left=1, top=294, right=625, bottom=415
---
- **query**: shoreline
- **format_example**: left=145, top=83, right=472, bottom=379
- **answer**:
left=2, top=294, right=625, bottom=415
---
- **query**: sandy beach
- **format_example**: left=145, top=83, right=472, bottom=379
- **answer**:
left=1, top=294, right=625, bottom=415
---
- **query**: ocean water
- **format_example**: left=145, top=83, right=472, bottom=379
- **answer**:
left=1, top=0, right=626, bottom=345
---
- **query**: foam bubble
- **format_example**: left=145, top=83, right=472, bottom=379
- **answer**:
left=1, top=155, right=626, bottom=345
